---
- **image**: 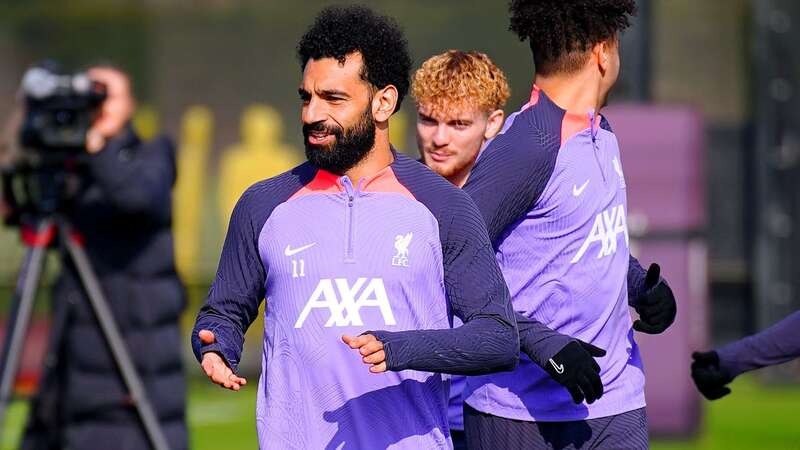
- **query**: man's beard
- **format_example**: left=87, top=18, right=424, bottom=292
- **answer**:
left=427, top=152, right=479, bottom=180
left=303, top=107, right=376, bottom=175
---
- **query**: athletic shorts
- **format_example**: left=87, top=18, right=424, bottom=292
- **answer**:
left=464, top=404, right=648, bottom=450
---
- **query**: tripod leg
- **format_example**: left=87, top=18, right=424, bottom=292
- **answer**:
left=0, top=225, right=50, bottom=442
left=60, top=227, right=170, bottom=450
left=19, top=277, right=71, bottom=449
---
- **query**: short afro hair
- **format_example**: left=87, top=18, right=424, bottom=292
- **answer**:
left=509, top=0, right=636, bottom=76
left=412, top=50, right=510, bottom=115
left=297, top=5, right=412, bottom=113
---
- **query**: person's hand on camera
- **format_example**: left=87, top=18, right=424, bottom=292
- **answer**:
left=198, top=329, right=247, bottom=391
left=85, top=67, right=135, bottom=154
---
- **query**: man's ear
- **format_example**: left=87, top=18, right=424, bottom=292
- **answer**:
left=372, top=85, right=399, bottom=122
left=484, top=109, right=505, bottom=140
left=595, top=40, right=614, bottom=76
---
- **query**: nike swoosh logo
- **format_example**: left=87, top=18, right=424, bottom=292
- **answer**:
left=549, top=358, right=565, bottom=375
left=284, top=243, right=316, bottom=256
left=572, top=179, right=590, bottom=197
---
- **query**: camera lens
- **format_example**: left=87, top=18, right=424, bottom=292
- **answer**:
left=22, top=67, right=58, bottom=99
left=55, top=109, right=76, bottom=125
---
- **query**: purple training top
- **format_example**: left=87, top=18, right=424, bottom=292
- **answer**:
left=463, top=86, right=647, bottom=422
left=191, top=153, right=519, bottom=449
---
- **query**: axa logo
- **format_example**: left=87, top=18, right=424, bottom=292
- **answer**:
left=294, top=278, right=396, bottom=328
left=612, top=156, right=627, bottom=189
left=392, top=232, right=413, bottom=267
left=570, top=203, right=629, bottom=264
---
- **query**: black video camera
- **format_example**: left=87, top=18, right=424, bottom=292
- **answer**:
left=19, top=65, right=107, bottom=155
left=1, top=64, right=108, bottom=221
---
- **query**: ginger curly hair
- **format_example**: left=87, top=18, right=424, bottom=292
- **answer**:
left=412, top=50, right=510, bottom=115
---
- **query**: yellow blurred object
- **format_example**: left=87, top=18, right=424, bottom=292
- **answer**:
left=132, top=104, right=160, bottom=141
left=173, top=106, right=213, bottom=283
left=218, top=104, right=302, bottom=230
left=389, top=109, right=408, bottom=153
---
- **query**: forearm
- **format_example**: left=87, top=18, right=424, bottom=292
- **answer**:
left=515, top=311, right=573, bottom=367
left=717, top=311, right=800, bottom=378
left=371, top=315, right=519, bottom=376
left=87, top=128, right=174, bottom=218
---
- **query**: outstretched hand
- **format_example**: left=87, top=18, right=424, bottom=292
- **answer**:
left=342, top=334, right=387, bottom=373
left=198, top=329, right=247, bottom=391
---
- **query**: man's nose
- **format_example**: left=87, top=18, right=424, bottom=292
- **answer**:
left=432, top=125, right=450, bottom=147
left=302, top=97, right=326, bottom=125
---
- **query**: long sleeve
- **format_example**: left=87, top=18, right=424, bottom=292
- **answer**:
left=86, top=126, right=175, bottom=223
left=191, top=187, right=266, bottom=372
left=461, top=114, right=572, bottom=366
left=370, top=191, right=519, bottom=376
left=515, top=315, right=573, bottom=367
left=716, top=311, right=800, bottom=378
left=462, top=115, right=556, bottom=246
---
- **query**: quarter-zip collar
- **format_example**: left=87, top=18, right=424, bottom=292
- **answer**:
left=530, top=84, right=603, bottom=146
left=321, top=152, right=399, bottom=198
left=302, top=149, right=414, bottom=200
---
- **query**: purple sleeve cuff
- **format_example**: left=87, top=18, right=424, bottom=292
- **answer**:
left=369, top=316, right=519, bottom=375
left=627, top=256, right=670, bottom=307
left=627, top=255, right=648, bottom=307
left=516, top=312, right=573, bottom=367
left=191, top=320, right=243, bottom=373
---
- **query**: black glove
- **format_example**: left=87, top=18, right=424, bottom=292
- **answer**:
left=632, top=263, right=677, bottom=334
left=544, top=340, right=606, bottom=404
left=691, top=350, right=733, bottom=400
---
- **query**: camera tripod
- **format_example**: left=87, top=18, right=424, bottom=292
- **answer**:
left=0, top=216, right=170, bottom=450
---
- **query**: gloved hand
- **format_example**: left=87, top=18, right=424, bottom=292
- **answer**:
left=633, top=263, right=677, bottom=334
left=544, top=340, right=606, bottom=404
left=691, top=350, right=734, bottom=400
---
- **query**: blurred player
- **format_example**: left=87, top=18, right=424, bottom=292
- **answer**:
left=460, top=1, right=677, bottom=449
left=692, top=311, right=800, bottom=400
left=413, top=50, right=509, bottom=448
left=191, top=6, right=519, bottom=449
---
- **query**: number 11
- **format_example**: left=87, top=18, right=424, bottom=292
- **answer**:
left=292, top=259, right=305, bottom=278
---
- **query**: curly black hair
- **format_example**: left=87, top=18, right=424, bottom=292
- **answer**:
left=509, top=0, right=636, bottom=76
left=297, top=5, right=412, bottom=113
